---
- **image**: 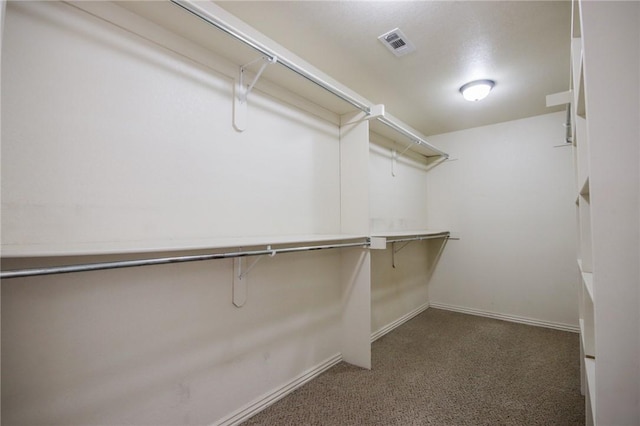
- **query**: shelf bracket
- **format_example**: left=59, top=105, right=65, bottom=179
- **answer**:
left=341, top=104, right=385, bottom=125
left=233, top=55, right=278, bottom=132
left=391, top=143, right=415, bottom=177
left=391, top=241, right=414, bottom=268
left=391, top=150, right=397, bottom=177
left=232, top=245, right=276, bottom=307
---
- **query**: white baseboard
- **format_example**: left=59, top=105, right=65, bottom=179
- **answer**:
left=429, top=302, right=580, bottom=333
left=215, top=353, right=342, bottom=426
left=371, top=302, right=430, bottom=343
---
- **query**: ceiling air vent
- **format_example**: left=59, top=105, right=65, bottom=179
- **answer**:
left=378, top=28, right=416, bottom=57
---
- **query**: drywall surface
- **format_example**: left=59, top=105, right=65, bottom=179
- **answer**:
left=371, top=240, right=445, bottom=336
left=1, top=2, right=343, bottom=424
left=368, top=135, right=430, bottom=233
left=2, top=251, right=343, bottom=425
left=1, top=1, right=341, bottom=253
left=368, top=134, right=441, bottom=334
left=426, top=112, right=578, bottom=329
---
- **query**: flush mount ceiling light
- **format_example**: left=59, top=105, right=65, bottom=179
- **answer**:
left=459, top=79, right=495, bottom=102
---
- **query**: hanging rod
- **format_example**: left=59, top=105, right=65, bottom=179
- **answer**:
left=169, top=1, right=448, bottom=159
left=376, top=115, right=449, bottom=159
left=170, top=0, right=371, bottom=115
left=385, top=232, right=451, bottom=244
left=0, top=240, right=370, bottom=279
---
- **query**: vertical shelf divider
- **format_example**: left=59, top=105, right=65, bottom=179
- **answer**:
left=339, top=110, right=372, bottom=369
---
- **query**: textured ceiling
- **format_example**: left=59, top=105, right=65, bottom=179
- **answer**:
left=215, top=1, right=572, bottom=136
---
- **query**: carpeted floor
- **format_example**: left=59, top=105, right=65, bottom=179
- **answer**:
left=242, top=308, right=585, bottom=425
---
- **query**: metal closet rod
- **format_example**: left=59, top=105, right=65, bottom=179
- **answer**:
left=170, top=0, right=447, bottom=159
left=0, top=240, right=370, bottom=279
left=386, top=232, right=451, bottom=244
left=170, top=0, right=370, bottom=115
left=376, top=116, right=449, bottom=159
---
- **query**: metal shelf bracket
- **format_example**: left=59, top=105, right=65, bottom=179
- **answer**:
left=233, top=55, right=278, bottom=132
left=391, top=241, right=413, bottom=268
left=391, top=143, right=415, bottom=177
left=233, top=245, right=276, bottom=307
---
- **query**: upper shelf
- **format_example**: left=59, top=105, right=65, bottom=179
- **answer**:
left=115, top=0, right=448, bottom=159
left=369, top=115, right=448, bottom=158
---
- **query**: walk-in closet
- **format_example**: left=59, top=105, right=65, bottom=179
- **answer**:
left=1, top=1, right=638, bottom=425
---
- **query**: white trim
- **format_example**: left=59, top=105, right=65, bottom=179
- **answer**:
left=214, top=353, right=343, bottom=426
left=371, top=302, right=430, bottom=343
left=429, top=302, right=580, bottom=333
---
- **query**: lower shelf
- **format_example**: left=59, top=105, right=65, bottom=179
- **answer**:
left=0, top=234, right=369, bottom=258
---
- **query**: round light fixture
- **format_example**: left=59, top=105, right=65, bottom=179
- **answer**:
left=459, top=79, right=495, bottom=102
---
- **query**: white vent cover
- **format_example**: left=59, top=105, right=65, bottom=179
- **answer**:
left=378, top=28, right=416, bottom=57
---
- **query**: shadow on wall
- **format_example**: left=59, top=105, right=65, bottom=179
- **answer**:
left=1, top=249, right=343, bottom=424
left=370, top=237, right=449, bottom=333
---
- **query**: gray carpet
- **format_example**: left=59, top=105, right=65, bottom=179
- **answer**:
left=242, top=308, right=584, bottom=425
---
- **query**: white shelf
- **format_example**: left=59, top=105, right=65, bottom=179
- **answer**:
left=580, top=176, right=590, bottom=196
left=1, top=231, right=452, bottom=258
left=582, top=271, right=594, bottom=303
left=571, top=38, right=582, bottom=97
left=116, top=1, right=448, bottom=160
left=575, top=116, right=589, bottom=185
left=571, top=1, right=640, bottom=423
left=0, top=234, right=368, bottom=258
left=370, top=230, right=450, bottom=239
left=368, top=118, right=447, bottom=159
left=578, top=259, right=594, bottom=303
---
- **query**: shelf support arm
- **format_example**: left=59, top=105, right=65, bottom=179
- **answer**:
left=391, top=241, right=413, bottom=268
left=233, top=55, right=278, bottom=132
left=233, top=245, right=276, bottom=307
left=391, top=143, right=415, bottom=177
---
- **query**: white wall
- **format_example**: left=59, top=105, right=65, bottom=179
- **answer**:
left=369, top=135, right=430, bottom=233
left=368, top=134, right=444, bottom=335
left=370, top=240, right=445, bottom=337
left=1, top=1, right=341, bottom=253
left=2, top=251, right=343, bottom=425
left=426, top=112, right=578, bottom=329
left=1, top=2, right=346, bottom=424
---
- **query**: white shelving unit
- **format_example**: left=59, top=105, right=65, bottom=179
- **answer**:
left=0, top=234, right=369, bottom=258
left=571, top=2, right=595, bottom=423
left=570, top=1, right=640, bottom=424
left=1, top=0, right=450, bottom=374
